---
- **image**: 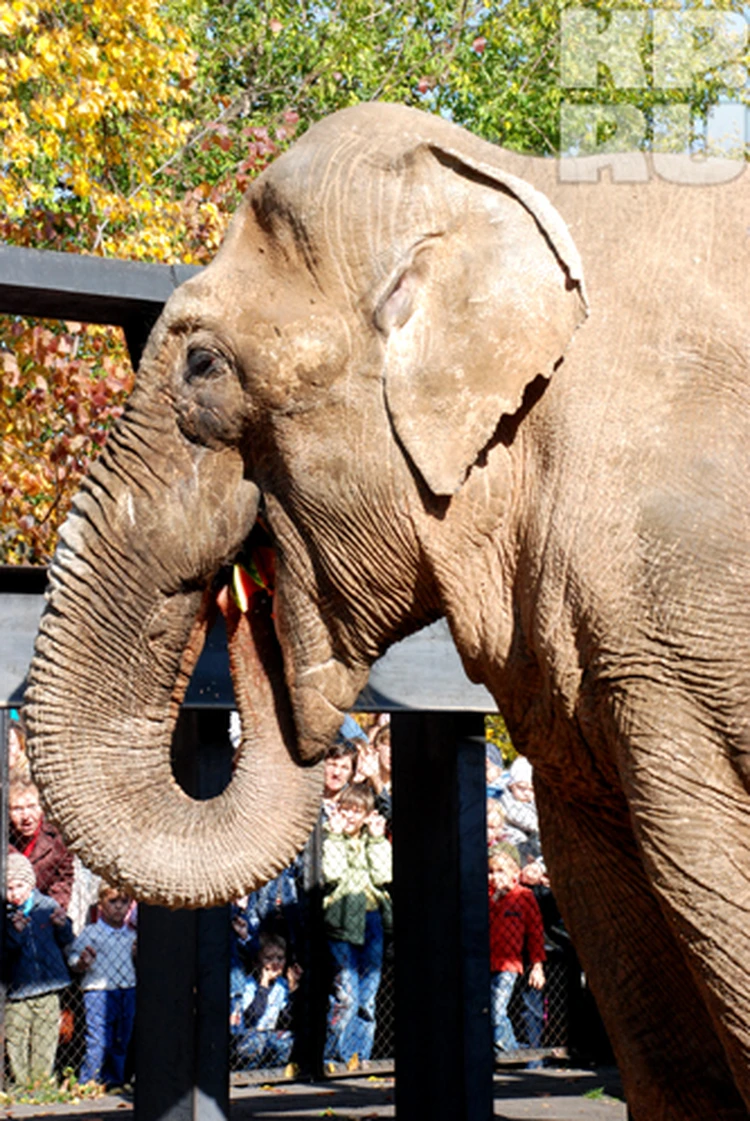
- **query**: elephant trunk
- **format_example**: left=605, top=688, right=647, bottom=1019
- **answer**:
left=24, top=398, right=322, bottom=909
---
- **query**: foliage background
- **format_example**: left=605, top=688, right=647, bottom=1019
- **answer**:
left=2, top=0, right=748, bottom=563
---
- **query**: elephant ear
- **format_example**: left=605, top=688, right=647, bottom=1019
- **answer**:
left=377, top=144, right=588, bottom=497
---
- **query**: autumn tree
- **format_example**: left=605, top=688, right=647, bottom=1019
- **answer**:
left=0, top=0, right=196, bottom=562
left=169, top=0, right=748, bottom=201
left=485, top=714, right=516, bottom=766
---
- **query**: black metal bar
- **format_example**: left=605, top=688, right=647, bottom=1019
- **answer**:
left=193, top=712, right=231, bottom=1121
left=292, top=854, right=329, bottom=1081
left=134, top=710, right=231, bottom=1121
left=0, top=245, right=200, bottom=371
left=194, top=908, right=230, bottom=1121
left=392, top=710, right=492, bottom=1121
left=123, top=317, right=157, bottom=370
left=457, top=727, right=494, bottom=1117
left=0, top=566, right=49, bottom=595
left=134, top=906, right=197, bottom=1121
left=0, top=245, right=199, bottom=326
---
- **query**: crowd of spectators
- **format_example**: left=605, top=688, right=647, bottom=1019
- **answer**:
left=3, top=713, right=136, bottom=1093
left=4, top=705, right=572, bottom=1088
left=226, top=715, right=567, bottom=1075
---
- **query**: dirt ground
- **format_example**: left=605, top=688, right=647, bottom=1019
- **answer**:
left=3, top=1066, right=627, bottom=1121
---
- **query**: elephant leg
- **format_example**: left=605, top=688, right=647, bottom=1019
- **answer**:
left=620, top=708, right=750, bottom=1113
left=535, top=776, right=749, bottom=1121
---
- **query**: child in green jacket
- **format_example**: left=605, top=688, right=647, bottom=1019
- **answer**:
left=322, top=782, right=392, bottom=1068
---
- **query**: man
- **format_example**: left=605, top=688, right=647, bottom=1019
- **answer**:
left=9, top=780, right=74, bottom=911
left=323, top=742, right=359, bottom=808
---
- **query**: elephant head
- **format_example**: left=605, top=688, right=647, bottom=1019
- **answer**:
left=25, top=102, right=586, bottom=907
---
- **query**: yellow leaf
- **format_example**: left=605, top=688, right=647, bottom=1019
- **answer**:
left=16, top=53, right=35, bottom=81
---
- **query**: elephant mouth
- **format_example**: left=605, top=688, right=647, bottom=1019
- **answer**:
left=173, top=521, right=300, bottom=774
left=174, top=512, right=346, bottom=776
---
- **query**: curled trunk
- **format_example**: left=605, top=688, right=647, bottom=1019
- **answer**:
left=24, top=397, right=322, bottom=909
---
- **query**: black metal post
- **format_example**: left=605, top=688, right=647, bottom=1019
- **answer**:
left=134, top=710, right=231, bottom=1121
left=293, top=824, right=329, bottom=1081
left=135, top=906, right=198, bottom=1121
left=123, top=317, right=159, bottom=370
left=392, top=710, right=493, bottom=1121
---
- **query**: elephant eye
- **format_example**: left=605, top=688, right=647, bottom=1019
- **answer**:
left=185, top=348, right=228, bottom=383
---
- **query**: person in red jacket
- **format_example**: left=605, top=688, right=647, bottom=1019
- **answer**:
left=488, top=842, right=546, bottom=1057
left=8, top=780, right=74, bottom=912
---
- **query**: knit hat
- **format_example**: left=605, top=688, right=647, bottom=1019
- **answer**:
left=508, top=756, right=533, bottom=786
left=485, top=744, right=504, bottom=769
left=489, top=841, right=521, bottom=868
left=6, top=852, right=36, bottom=890
left=336, top=714, right=368, bottom=744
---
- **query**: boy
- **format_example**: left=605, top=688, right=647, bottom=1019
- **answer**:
left=488, top=843, right=546, bottom=1058
left=230, top=932, right=300, bottom=1069
left=67, top=884, right=137, bottom=1088
left=322, top=782, right=392, bottom=1069
left=4, top=852, right=73, bottom=1087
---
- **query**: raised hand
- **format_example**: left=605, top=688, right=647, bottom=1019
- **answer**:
left=366, top=811, right=387, bottom=838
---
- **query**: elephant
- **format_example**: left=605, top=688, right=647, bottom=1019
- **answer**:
left=24, top=102, right=750, bottom=1119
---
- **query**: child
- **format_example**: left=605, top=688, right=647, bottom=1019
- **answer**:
left=230, top=856, right=303, bottom=973
left=322, top=782, right=392, bottom=1069
left=487, top=799, right=509, bottom=850
left=488, top=843, right=546, bottom=1058
left=3, top=852, right=73, bottom=1087
left=499, top=757, right=541, bottom=863
left=486, top=743, right=508, bottom=800
left=230, top=933, right=300, bottom=1069
left=67, top=884, right=137, bottom=1088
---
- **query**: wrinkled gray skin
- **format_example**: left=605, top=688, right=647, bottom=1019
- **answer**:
left=25, top=104, right=750, bottom=1119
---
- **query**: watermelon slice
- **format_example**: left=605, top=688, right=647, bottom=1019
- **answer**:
left=231, top=547, right=275, bottom=613
left=231, top=563, right=255, bottom=613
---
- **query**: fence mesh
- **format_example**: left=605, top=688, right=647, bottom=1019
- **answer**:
left=2, top=710, right=605, bottom=1096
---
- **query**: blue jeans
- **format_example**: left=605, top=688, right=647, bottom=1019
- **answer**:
left=326, top=911, right=384, bottom=1063
left=490, top=971, right=519, bottom=1053
left=234, top=1030, right=293, bottom=1069
left=80, top=988, right=136, bottom=1086
left=522, top=986, right=545, bottom=1049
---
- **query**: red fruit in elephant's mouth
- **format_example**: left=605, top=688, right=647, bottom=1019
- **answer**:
left=180, top=518, right=279, bottom=722
left=232, top=564, right=255, bottom=613
left=231, top=546, right=276, bottom=613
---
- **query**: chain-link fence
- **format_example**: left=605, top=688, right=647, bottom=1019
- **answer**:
left=2, top=710, right=607, bottom=1096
